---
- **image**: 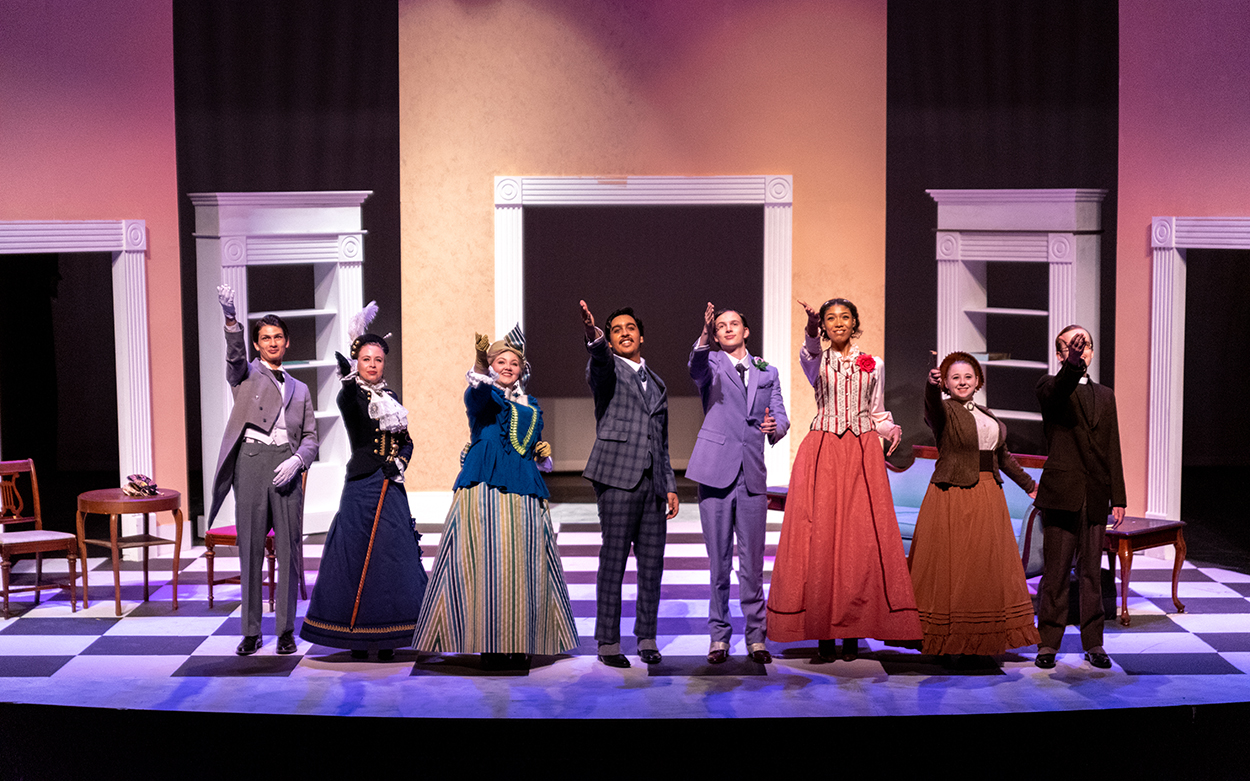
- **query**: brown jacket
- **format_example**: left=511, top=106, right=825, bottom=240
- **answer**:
left=924, top=382, right=1035, bottom=493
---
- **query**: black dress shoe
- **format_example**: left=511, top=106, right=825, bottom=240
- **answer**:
left=840, top=639, right=859, bottom=662
left=236, top=635, right=263, bottom=656
left=707, top=649, right=728, bottom=664
left=351, top=649, right=369, bottom=660
left=815, top=639, right=838, bottom=663
left=639, top=648, right=662, bottom=665
left=598, top=653, right=631, bottom=669
left=506, top=653, right=531, bottom=670
left=481, top=652, right=508, bottom=671
left=1034, top=652, right=1057, bottom=669
left=378, top=648, right=395, bottom=661
left=749, top=648, right=773, bottom=664
left=1085, top=651, right=1112, bottom=669
left=277, top=631, right=297, bottom=655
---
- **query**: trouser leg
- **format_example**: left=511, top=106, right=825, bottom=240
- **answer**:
left=234, top=442, right=284, bottom=638
left=594, top=483, right=641, bottom=648
left=735, top=484, right=769, bottom=647
left=1076, top=507, right=1107, bottom=651
left=698, top=482, right=735, bottom=646
left=1038, top=508, right=1080, bottom=651
left=633, top=474, right=667, bottom=643
left=270, top=467, right=303, bottom=636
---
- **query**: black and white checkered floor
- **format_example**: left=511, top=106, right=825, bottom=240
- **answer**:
left=3, top=504, right=1249, bottom=719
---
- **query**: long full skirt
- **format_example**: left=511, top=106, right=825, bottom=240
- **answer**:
left=908, top=473, right=1041, bottom=655
left=412, top=483, right=579, bottom=655
left=299, top=469, right=428, bottom=650
left=766, top=430, right=922, bottom=643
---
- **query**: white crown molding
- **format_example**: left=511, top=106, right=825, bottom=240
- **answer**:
left=188, top=191, right=372, bottom=208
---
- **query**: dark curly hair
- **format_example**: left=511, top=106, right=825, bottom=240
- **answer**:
left=818, top=298, right=862, bottom=340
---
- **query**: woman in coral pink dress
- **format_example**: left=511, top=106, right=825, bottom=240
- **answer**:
left=766, top=298, right=921, bottom=661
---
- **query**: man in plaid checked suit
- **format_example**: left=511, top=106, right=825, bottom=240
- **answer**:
left=580, top=300, right=680, bottom=669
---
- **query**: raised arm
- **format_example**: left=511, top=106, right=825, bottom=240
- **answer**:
left=219, top=284, right=251, bottom=388
left=923, top=368, right=948, bottom=443
left=689, top=301, right=715, bottom=392
left=798, top=299, right=823, bottom=387
left=581, top=299, right=617, bottom=406
left=1037, top=330, right=1088, bottom=413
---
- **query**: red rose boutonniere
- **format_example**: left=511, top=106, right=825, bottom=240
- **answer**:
left=855, top=354, right=876, bottom=374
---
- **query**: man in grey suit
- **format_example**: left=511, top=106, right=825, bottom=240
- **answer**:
left=580, top=300, right=679, bottom=669
left=209, top=285, right=318, bottom=656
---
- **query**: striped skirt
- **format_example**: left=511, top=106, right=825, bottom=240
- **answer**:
left=412, top=483, right=579, bottom=655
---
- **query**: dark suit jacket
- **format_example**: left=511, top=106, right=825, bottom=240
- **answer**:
left=924, top=382, right=1034, bottom=493
left=1034, top=359, right=1125, bottom=518
left=207, top=327, right=319, bottom=525
left=582, top=337, right=676, bottom=495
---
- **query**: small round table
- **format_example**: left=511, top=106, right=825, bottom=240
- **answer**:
left=76, top=488, right=184, bottom=616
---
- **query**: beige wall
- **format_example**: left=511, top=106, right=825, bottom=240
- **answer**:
left=0, top=1, right=186, bottom=520
left=399, top=0, right=888, bottom=489
left=1117, top=0, right=1250, bottom=513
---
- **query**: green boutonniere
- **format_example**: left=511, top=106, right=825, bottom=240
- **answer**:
left=753, top=357, right=769, bottom=370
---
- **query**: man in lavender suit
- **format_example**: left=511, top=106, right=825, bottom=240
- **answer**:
left=687, top=303, right=788, bottom=664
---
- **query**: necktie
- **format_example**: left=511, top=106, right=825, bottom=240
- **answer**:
left=273, top=370, right=285, bottom=384
left=735, top=363, right=747, bottom=384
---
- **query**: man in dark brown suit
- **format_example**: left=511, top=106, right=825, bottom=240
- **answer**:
left=1034, top=325, right=1126, bottom=670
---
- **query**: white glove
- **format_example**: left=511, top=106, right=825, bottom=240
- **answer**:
left=217, top=284, right=237, bottom=321
left=272, top=455, right=302, bottom=487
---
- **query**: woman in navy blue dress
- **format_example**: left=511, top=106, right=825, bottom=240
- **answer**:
left=299, top=332, right=427, bottom=660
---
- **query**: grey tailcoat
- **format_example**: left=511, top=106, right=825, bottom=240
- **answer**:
left=207, top=327, right=319, bottom=526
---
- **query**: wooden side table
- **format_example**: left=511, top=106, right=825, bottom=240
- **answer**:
left=76, top=488, right=184, bottom=617
left=1103, top=516, right=1187, bottom=627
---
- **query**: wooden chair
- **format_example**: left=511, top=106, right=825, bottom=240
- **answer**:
left=0, top=459, right=79, bottom=619
left=204, top=472, right=308, bottom=609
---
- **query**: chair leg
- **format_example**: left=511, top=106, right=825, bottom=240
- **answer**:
left=205, top=541, right=215, bottom=609
left=34, top=552, right=42, bottom=607
left=2, top=553, right=10, bottom=620
left=68, top=547, right=78, bottom=613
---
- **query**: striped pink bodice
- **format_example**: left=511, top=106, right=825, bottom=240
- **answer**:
left=811, top=347, right=882, bottom=435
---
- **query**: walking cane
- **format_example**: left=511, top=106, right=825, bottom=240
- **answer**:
left=350, top=479, right=389, bottom=629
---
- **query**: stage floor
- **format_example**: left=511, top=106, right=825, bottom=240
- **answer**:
left=3, top=504, right=1249, bottom=720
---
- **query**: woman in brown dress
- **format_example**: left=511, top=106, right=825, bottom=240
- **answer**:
left=908, top=352, right=1041, bottom=660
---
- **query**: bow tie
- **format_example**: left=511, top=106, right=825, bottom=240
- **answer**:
left=272, top=370, right=285, bottom=384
